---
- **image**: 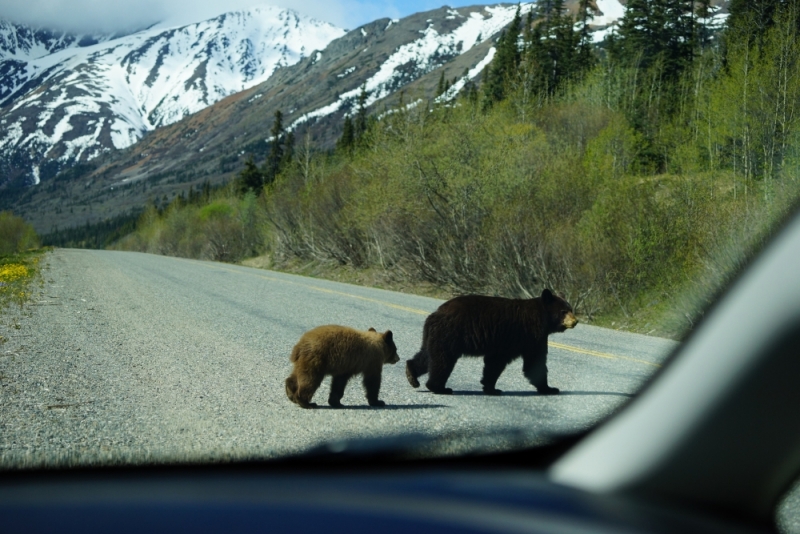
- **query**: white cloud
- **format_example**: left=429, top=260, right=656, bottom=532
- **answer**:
left=0, top=0, right=400, bottom=34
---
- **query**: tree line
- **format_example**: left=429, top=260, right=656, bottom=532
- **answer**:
left=113, top=0, right=800, bottom=338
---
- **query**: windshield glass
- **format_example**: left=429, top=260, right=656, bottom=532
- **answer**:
left=0, top=0, right=798, bottom=485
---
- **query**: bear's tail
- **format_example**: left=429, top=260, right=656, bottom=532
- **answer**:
left=285, top=374, right=299, bottom=403
left=405, top=348, right=429, bottom=388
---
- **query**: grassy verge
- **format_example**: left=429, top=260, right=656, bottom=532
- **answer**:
left=241, top=254, right=454, bottom=301
left=0, top=250, right=48, bottom=322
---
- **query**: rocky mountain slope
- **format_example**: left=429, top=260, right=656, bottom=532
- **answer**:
left=6, top=3, right=537, bottom=232
left=0, top=7, right=344, bottom=188
left=3, top=0, right=730, bottom=234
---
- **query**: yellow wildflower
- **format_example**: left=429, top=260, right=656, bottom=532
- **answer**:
left=0, top=264, right=29, bottom=283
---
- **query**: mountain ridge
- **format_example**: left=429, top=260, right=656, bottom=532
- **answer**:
left=0, top=7, right=344, bottom=187
left=4, top=3, right=536, bottom=234
left=3, top=1, right=730, bottom=234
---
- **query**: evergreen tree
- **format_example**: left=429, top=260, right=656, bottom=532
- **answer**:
left=354, top=84, right=369, bottom=142
left=612, top=0, right=655, bottom=67
left=463, top=80, right=479, bottom=104
left=575, top=0, right=596, bottom=73
left=436, top=70, right=446, bottom=96
left=264, top=110, right=285, bottom=185
left=483, top=5, right=523, bottom=105
left=524, top=0, right=582, bottom=96
left=611, top=0, right=696, bottom=80
left=695, top=0, right=715, bottom=50
left=338, top=115, right=355, bottom=153
left=727, top=0, right=783, bottom=41
left=281, top=130, right=295, bottom=171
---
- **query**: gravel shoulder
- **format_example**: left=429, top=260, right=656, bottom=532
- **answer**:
left=0, top=249, right=674, bottom=468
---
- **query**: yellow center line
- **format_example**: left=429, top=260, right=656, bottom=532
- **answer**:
left=209, top=264, right=431, bottom=316
left=549, top=341, right=661, bottom=368
left=206, top=262, right=661, bottom=368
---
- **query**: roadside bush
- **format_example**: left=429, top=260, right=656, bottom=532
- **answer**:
left=113, top=193, right=264, bottom=263
left=0, top=212, right=40, bottom=256
left=112, top=36, right=800, bottom=338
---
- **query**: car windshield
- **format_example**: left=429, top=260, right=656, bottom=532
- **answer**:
left=1, top=1, right=800, bottom=525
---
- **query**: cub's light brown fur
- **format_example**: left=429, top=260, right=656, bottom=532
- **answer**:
left=285, top=325, right=400, bottom=408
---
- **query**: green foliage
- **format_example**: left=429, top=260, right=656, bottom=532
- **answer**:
left=264, top=109, right=286, bottom=186
left=337, top=116, right=356, bottom=153
left=42, top=212, right=139, bottom=249
left=236, top=110, right=294, bottom=194
left=113, top=190, right=264, bottom=262
left=436, top=71, right=446, bottom=97
left=0, top=251, right=44, bottom=313
left=336, top=85, right=373, bottom=155
left=237, top=156, right=264, bottom=195
left=524, top=0, right=584, bottom=96
left=198, top=200, right=234, bottom=221
left=727, top=0, right=783, bottom=45
left=611, top=0, right=696, bottom=80
left=114, top=8, right=800, bottom=338
left=483, top=5, right=523, bottom=105
left=0, top=212, right=40, bottom=256
left=0, top=213, right=43, bottom=313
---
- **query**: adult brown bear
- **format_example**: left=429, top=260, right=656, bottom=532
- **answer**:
left=405, top=289, right=577, bottom=395
left=286, top=325, right=400, bottom=408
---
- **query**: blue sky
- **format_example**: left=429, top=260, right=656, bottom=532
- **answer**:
left=0, top=0, right=495, bottom=34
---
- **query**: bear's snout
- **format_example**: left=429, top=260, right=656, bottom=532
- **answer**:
left=387, top=353, right=400, bottom=364
left=563, top=312, right=578, bottom=329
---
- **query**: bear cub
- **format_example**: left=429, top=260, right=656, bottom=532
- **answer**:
left=405, top=289, right=577, bottom=395
left=285, top=325, right=400, bottom=408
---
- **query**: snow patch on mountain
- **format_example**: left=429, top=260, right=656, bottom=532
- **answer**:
left=437, top=46, right=496, bottom=103
left=292, top=4, right=531, bottom=130
left=590, top=0, right=728, bottom=42
left=0, top=7, right=344, bottom=185
left=0, top=20, right=116, bottom=62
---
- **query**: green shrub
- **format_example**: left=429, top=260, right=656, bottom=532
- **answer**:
left=0, top=212, right=40, bottom=256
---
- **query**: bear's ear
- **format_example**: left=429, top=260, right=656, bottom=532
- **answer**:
left=368, top=327, right=377, bottom=332
left=383, top=330, right=394, bottom=344
left=541, top=288, right=554, bottom=304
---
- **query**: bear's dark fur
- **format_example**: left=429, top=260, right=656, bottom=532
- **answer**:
left=286, top=325, right=400, bottom=408
left=405, top=289, right=577, bottom=395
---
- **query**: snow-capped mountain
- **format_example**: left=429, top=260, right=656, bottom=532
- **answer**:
left=0, top=2, right=607, bottom=231
left=0, top=7, right=344, bottom=186
left=0, top=22, right=122, bottom=107
left=0, top=21, right=117, bottom=62
left=4, top=1, right=732, bottom=233
left=290, top=5, right=525, bottom=130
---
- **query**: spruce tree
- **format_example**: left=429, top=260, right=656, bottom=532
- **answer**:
left=524, top=0, right=582, bottom=96
left=354, top=84, right=369, bottom=142
left=436, top=70, right=446, bottom=96
left=483, top=5, right=523, bottom=105
left=726, top=0, right=785, bottom=53
left=264, top=110, right=286, bottom=186
left=612, top=0, right=652, bottom=66
left=728, top=0, right=782, bottom=38
left=337, top=115, right=355, bottom=153
left=575, top=0, right=596, bottom=73
left=695, top=0, right=714, bottom=50
left=611, top=0, right=696, bottom=80
left=281, top=130, right=295, bottom=171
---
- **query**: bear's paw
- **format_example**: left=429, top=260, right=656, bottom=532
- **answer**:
left=405, top=361, right=420, bottom=388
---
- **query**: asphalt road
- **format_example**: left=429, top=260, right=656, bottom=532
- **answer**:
left=0, top=249, right=677, bottom=468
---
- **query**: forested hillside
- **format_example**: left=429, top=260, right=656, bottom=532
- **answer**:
left=113, top=0, right=800, bottom=338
